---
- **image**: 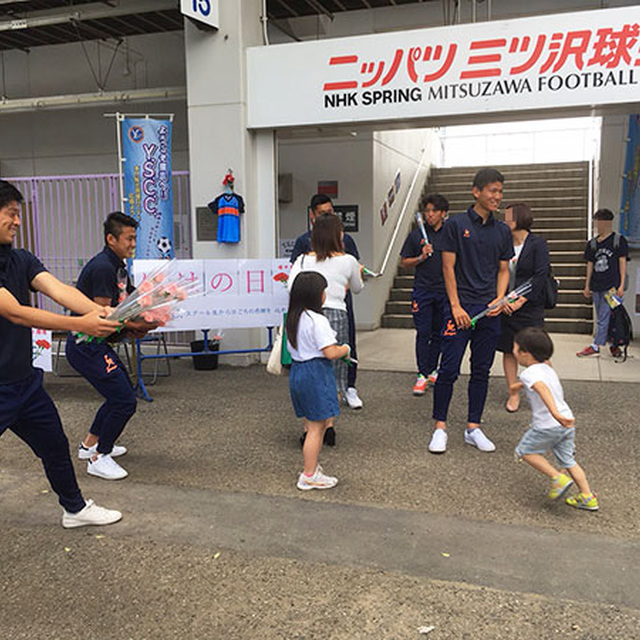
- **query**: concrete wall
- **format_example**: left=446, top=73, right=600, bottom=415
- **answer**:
left=0, top=31, right=188, bottom=177
left=278, top=128, right=440, bottom=329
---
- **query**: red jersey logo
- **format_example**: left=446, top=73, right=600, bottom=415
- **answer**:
left=463, top=229, right=471, bottom=238
left=443, top=319, right=457, bottom=336
left=104, top=355, right=118, bottom=374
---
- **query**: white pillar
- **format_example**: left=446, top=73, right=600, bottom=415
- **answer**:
left=184, top=0, right=277, bottom=359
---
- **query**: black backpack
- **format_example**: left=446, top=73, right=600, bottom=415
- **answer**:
left=608, top=304, right=633, bottom=362
left=544, top=269, right=559, bottom=310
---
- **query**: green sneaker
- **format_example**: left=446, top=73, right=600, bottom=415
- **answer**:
left=548, top=473, right=574, bottom=500
left=566, top=492, right=599, bottom=511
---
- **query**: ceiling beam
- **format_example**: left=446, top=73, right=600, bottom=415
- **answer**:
left=0, top=0, right=176, bottom=33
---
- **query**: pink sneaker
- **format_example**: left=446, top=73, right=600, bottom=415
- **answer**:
left=576, top=345, right=599, bottom=358
left=412, top=375, right=428, bottom=396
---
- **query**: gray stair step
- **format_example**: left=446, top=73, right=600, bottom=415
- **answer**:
left=381, top=314, right=415, bottom=329
left=394, top=275, right=415, bottom=288
left=550, top=251, right=588, bottom=263
left=547, top=240, right=588, bottom=251
left=545, top=304, right=593, bottom=320
left=388, top=288, right=589, bottom=304
left=548, top=264, right=587, bottom=277
left=554, top=276, right=587, bottom=290
left=544, top=318, right=593, bottom=334
left=535, top=227, right=588, bottom=238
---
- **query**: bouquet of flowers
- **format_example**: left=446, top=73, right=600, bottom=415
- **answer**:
left=469, top=279, right=533, bottom=329
left=76, top=260, right=203, bottom=343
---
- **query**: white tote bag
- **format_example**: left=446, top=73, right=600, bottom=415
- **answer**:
left=266, top=326, right=283, bottom=375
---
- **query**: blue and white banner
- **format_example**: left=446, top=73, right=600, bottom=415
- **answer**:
left=121, top=117, right=174, bottom=258
left=620, top=114, right=640, bottom=248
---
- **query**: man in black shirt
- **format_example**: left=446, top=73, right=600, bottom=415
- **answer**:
left=429, top=169, right=513, bottom=455
left=0, top=179, right=122, bottom=528
left=400, top=194, right=448, bottom=396
left=66, top=212, right=157, bottom=481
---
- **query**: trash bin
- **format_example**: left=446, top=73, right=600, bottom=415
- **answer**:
left=190, top=339, right=220, bottom=370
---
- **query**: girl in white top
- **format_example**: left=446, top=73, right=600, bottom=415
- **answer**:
left=286, top=271, right=351, bottom=491
left=289, top=215, right=363, bottom=445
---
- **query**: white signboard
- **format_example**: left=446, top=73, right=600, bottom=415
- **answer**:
left=180, top=0, right=219, bottom=29
left=132, top=259, right=290, bottom=330
left=32, top=329, right=53, bottom=373
left=247, top=6, right=640, bottom=129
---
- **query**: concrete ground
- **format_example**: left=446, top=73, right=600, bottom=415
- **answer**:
left=1, top=330, right=640, bottom=639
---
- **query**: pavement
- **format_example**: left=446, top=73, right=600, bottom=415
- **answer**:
left=1, top=330, right=640, bottom=639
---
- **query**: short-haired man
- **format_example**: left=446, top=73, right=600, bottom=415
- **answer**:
left=290, top=194, right=363, bottom=409
left=429, top=168, right=514, bottom=454
left=0, top=180, right=122, bottom=528
left=65, top=212, right=157, bottom=481
left=577, top=208, right=629, bottom=358
left=400, top=193, right=449, bottom=395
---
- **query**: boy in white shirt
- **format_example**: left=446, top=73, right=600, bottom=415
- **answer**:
left=511, top=327, right=598, bottom=511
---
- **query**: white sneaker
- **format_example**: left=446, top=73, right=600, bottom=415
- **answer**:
left=297, top=466, right=338, bottom=491
left=87, top=454, right=128, bottom=480
left=344, top=387, right=363, bottom=409
left=78, top=442, right=127, bottom=460
left=464, top=428, right=496, bottom=452
left=428, top=429, right=447, bottom=454
left=62, top=499, right=122, bottom=529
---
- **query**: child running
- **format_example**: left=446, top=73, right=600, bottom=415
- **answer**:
left=511, top=327, right=598, bottom=511
left=286, top=271, right=351, bottom=491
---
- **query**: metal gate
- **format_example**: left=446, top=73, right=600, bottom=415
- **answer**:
left=8, top=172, right=192, bottom=313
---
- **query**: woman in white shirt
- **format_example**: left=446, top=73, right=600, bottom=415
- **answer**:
left=289, top=215, right=364, bottom=445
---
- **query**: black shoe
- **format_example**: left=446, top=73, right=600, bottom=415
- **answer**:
left=299, top=432, right=306, bottom=448
left=323, top=427, right=336, bottom=447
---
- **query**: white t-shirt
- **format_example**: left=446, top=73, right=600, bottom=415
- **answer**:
left=519, top=362, right=574, bottom=429
left=289, top=253, right=363, bottom=312
left=288, top=310, right=337, bottom=362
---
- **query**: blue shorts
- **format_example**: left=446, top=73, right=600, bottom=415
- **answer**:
left=515, top=425, right=576, bottom=469
left=289, top=358, right=340, bottom=422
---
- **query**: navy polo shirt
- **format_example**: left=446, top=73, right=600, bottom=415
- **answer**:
left=289, top=230, right=360, bottom=263
left=440, top=207, right=514, bottom=305
left=75, top=246, right=133, bottom=307
left=0, top=245, right=47, bottom=384
left=400, top=225, right=445, bottom=293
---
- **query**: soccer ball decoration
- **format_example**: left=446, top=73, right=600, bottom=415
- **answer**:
left=156, top=236, right=172, bottom=256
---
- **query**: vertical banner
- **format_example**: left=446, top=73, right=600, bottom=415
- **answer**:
left=620, top=114, right=640, bottom=248
left=121, top=117, right=174, bottom=258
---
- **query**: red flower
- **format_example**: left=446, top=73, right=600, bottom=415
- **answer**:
left=36, top=339, right=51, bottom=349
left=273, top=272, right=289, bottom=282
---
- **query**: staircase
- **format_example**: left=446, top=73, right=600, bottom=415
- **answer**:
left=382, top=162, right=593, bottom=334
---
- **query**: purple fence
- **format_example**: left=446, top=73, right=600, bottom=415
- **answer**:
left=7, top=172, right=192, bottom=313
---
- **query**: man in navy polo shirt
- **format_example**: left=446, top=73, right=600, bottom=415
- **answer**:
left=0, top=179, right=122, bottom=528
left=290, top=193, right=363, bottom=410
left=66, top=212, right=157, bottom=481
left=429, top=168, right=513, bottom=454
left=400, top=193, right=449, bottom=395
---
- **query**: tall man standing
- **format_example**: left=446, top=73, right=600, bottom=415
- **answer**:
left=66, top=212, right=157, bottom=481
left=428, top=169, right=513, bottom=454
left=290, top=194, right=363, bottom=409
left=0, top=180, right=122, bottom=528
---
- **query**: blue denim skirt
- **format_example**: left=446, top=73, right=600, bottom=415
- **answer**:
left=289, top=357, right=340, bottom=421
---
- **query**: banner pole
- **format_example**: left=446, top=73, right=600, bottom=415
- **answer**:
left=115, top=112, right=126, bottom=210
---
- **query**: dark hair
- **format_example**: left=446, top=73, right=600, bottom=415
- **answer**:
left=514, top=327, right=554, bottom=363
left=505, top=202, right=533, bottom=231
left=473, top=168, right=504, bottom=190
left=309, top=193, right=333, bottom=213
left=104, top=211, right=138, bottom=243
left=0, top=180, right=24, bottom=210
left=593, top=208, right=614, bottom=221
left=286, top=271, right=328, bottom=350
left=421, top=193, right=449, bottom=213
left=311, top=214, right=343, bottom=261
